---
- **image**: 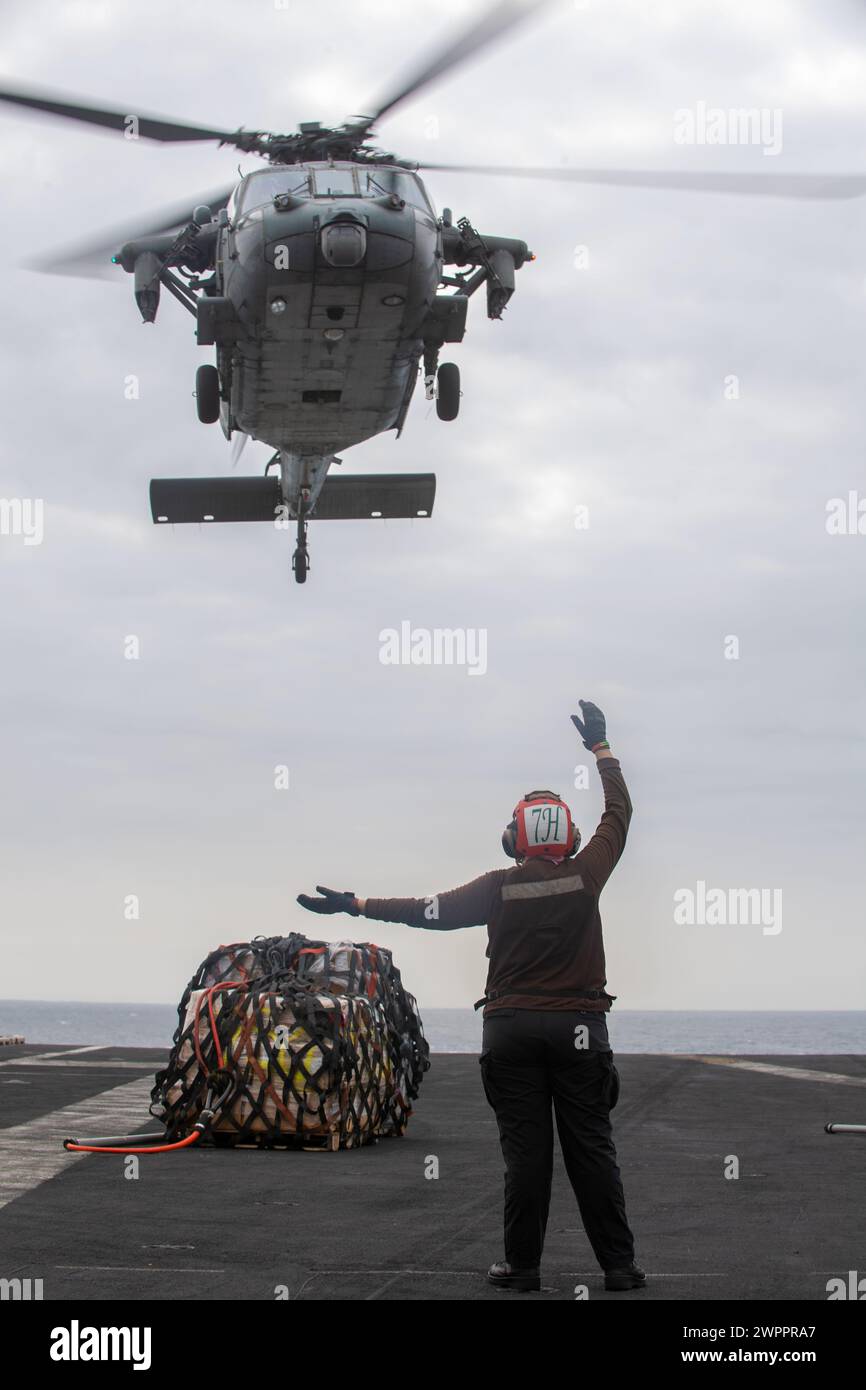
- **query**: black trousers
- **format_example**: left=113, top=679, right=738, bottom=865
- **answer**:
left=479, top=1008, right=635, bottom=1271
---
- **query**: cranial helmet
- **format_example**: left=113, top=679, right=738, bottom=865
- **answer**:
left=501, top=789, right=581, bottom=861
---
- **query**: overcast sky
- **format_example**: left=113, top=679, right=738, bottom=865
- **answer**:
left=1, top=0, right=865, bottom=1018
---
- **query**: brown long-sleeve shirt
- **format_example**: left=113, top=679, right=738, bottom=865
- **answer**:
left=363, top=757, right=632, bottom=1016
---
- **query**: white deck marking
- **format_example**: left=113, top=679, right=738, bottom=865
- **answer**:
left=31, top=1045, right=107, bottom=1059
left=1, top=1059, right=158, bottom=1071
left=56, top=1265, right=225, bottom=1274
left=684, top=1056, right=866, bottom=1087
left=0, top=1075, right=156, bottom=1210
left=293, top=1268, right=725, bottom=1277
left=0, top=1045, right=109, bottom=1067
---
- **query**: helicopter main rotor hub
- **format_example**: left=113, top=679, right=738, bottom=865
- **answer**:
left=227, top=124, right=414, bottom=168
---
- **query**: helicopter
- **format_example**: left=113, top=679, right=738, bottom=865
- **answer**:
left=3, top=0, right=865, bottom=582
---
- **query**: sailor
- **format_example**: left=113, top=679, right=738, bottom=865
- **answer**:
left=297, top=700, right=644, bottom=1294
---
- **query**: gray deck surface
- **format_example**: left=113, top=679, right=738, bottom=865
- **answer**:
left=1, top=1044, right=863, bottom=1301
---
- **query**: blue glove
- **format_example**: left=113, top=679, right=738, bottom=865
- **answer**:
left=296, top=885, right=360, bottom=916
left=571, top=700, right=608, bottom=750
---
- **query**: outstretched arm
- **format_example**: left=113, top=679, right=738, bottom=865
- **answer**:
left=571, top=699, right=633, bottom=891
left=298, top=871, right=506, bottom=930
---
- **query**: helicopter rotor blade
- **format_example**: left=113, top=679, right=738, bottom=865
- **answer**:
left=363, top=0, right=550, bottom=129
left=24, top=185, right=235, bottom=280
left=418, top=164, right=866, bottom=200
left=0, top=83, right=237, bottom=144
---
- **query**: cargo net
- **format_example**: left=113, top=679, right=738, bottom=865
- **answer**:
left=150, top=935, right=430, bottom=1150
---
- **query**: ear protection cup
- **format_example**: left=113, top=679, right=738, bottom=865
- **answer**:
left=502, top=790, right=580, bottom=860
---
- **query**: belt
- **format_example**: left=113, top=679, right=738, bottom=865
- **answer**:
left=474, top=987, right=614, bottom=1012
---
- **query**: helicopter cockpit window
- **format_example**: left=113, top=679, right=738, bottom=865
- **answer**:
left=238, top=170, right=312, bottom=214
left=363, top=169, right=431, bottom=212
left=311, top=168, right=358, bottom=196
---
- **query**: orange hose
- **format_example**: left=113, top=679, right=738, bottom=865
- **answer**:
left=194, top=979, right=245, bottom=1074
left=65, top=1132, right=202, bottom=1155
left=67, top=978, right=244, bottom=1156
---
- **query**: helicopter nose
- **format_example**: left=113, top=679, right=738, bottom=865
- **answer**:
left=320, top=222, right=367, bottom=268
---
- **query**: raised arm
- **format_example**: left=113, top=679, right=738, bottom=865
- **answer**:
left=571, top=699, right=633, bottom=891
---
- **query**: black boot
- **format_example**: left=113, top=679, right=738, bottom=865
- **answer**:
left=487, top=1260, right=541, bottom=1292
left=604, top=1262, right=646, bottom=1291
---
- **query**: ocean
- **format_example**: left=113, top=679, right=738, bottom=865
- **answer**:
left=0, top=1001, right=864, bottom=1054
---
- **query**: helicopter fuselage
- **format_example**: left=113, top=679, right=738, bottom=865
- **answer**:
left=119, top=158, right=530, bottom=579
left=212, top=163, right=441, bottom=459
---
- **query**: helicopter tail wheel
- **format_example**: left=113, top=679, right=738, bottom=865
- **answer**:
left=195, top=364, right=220, bottom=424
left=436, top=362, right=461, bottom=421
left=292, top=546, right=308, bottom=584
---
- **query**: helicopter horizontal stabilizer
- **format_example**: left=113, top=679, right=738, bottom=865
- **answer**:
left=311, top=473, right=436, bottom=520
left=150, top=473, right=436, bottom=524
left=151, top=477, right=281, bottom=524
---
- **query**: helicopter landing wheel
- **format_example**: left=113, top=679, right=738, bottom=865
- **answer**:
left=292, top=545, right=309, bottom=584
left=195, top=364, right=220, bottom=424
left=436, top=362, right=461, bottom=421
